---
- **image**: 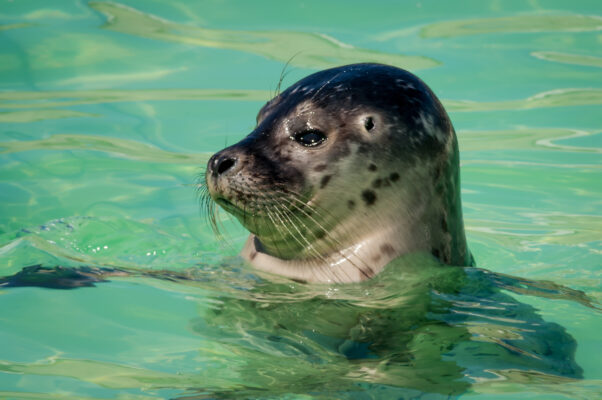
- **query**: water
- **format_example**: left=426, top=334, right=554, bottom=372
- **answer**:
left=0, top=1, right=600, bottom=398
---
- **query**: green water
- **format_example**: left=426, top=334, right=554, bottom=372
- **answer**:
left=1, top=1, right=601, bottom=399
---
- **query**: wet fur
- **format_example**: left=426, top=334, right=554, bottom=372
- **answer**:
left=205, top=63, right=473, bottom=283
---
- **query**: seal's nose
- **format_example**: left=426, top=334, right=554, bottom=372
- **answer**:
left=209, top=152, right=238, bottom=177
left=216, top=155, right=236, bottom=175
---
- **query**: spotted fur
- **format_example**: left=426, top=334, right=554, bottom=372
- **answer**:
left=204, top=63, right=473, bottom=283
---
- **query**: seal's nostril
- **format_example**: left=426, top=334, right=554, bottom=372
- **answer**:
left=217, top=157, right=236, bottom=175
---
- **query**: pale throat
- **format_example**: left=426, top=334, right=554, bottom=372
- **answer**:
left=239, top=224, right=419, bottom=283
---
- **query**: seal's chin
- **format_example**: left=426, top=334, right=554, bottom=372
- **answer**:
left=213, top=197, right=262, bottom=227
left=213, top=195, right=273, bottom=235
left=214, top=195, right=264, bottom=218
left=214, top=197, right=240, bottom=215
left=213, top=191, right=326, bottom=257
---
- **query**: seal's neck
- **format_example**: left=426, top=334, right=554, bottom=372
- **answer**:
left=241, top=226, right=414, bottom=283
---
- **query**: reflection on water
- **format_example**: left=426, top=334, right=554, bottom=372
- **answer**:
left=0, top=88, right=271, bottom=108
left=531, top=52, right=602, bottom=68
left=0, top=109, right=97, bottom=123
left=444, top=88, right=602, bottom=112
left=89, top=2, right=439, bottom=71
left=1, top=0, right=601, bottom=398
left=466, top=212, right=602, bottom=247
left=458, top=129, right=601, bottom=153
left=0, top=23, right=32, bottom=31
left=0, top=254, right=590, bottom=399
left=0, top=134, right=207, bottom=164
left=1, top=87, right=600, bottom=124
left=419, top=14, right=602, bottom=38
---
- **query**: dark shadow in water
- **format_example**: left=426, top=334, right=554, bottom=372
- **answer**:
left=0, top=265, right=108, bottom=289
left=0, top=257, right=594, bottom=399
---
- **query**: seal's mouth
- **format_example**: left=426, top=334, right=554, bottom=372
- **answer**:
left=211, top=188, right=336, bottom=252
left=214, top=196, right=267, bottom=220
left=213, top=187, right=316, bottom=216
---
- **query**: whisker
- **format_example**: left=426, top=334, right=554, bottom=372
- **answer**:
left=199, top=177, right=374, bottom=281
left=195, top=171, right=224, bottom=241
left=275, top=190, right=374, bottom=279
left=270, top=201, right=327, bottom=264
left=275, top=52, right=301, bottom=96
left=309, top=70, right=346, bottom=103
left=250, top=190, right=300, bottom=258
left=272, top=200, right=350, bottom=282
left=262, top=208, right=288, bottom=260
left=266, top=208, right=302, bottom=258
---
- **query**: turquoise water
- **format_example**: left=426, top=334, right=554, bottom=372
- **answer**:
left=1, top=1, right=601, bottom=399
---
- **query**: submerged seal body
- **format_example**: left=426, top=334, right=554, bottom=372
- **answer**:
left=205, top=63, right=472, bottom=283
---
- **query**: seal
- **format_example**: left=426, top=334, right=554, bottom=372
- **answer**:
left=205, top=63, right=472, bottom=283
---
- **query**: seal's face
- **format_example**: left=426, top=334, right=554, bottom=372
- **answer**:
left=206, top=63, right=470, bottom=281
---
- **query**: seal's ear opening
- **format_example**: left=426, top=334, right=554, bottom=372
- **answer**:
left=364, top=116, right=375, bottom=132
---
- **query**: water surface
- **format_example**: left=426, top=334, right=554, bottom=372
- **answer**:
left=0, top=1, right=600, bottom=399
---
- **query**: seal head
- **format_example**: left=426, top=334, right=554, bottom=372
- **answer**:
left=205, top=63, right=471, bottom=283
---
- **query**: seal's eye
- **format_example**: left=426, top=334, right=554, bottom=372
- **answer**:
left=293, top=129, right=327, bottom=147
left=364, top=116, right=375, bottom=131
